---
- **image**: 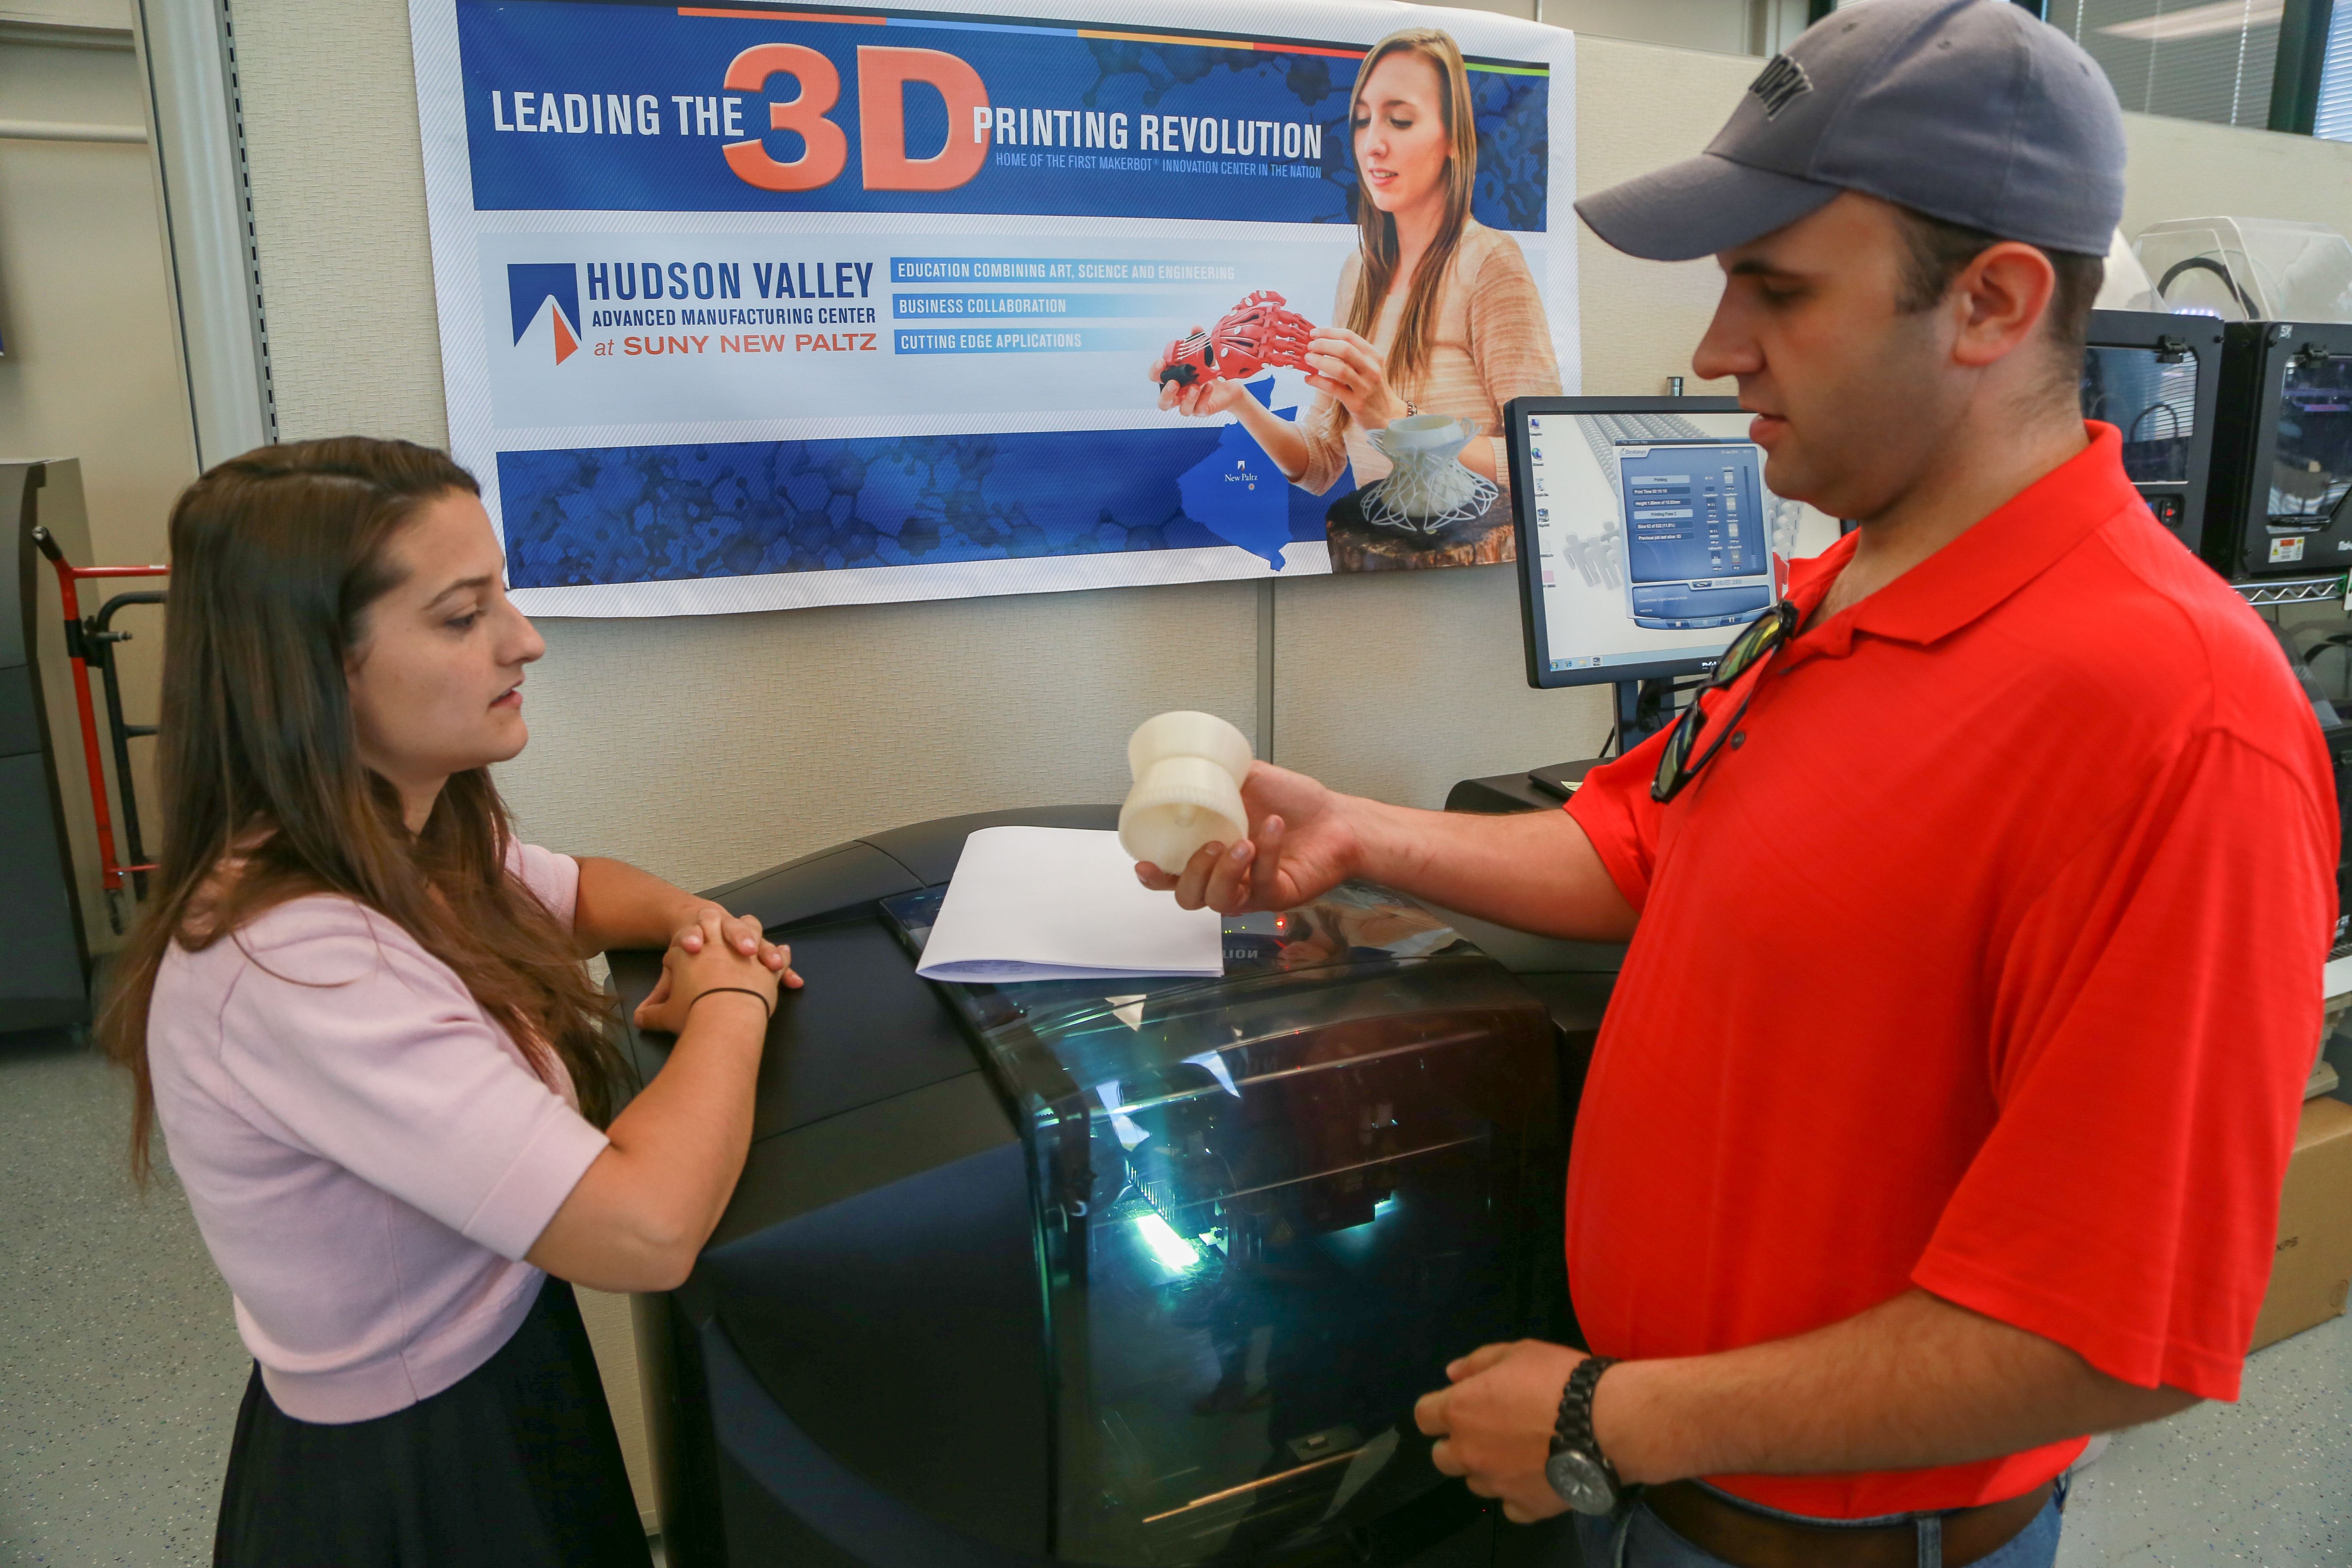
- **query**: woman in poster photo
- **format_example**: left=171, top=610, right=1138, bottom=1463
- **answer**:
left=1153, top=27, right=1562, bottom=570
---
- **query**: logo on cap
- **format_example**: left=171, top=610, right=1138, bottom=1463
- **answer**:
left=1748, top=54, right=1812, bottom=119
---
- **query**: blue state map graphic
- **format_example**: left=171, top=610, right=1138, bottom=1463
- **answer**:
left=499, top=383, right=1341, bottom=590
left=1175, top=379, right=1294, bottom=567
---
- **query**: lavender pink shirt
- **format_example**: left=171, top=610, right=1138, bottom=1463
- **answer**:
left=146, top=843, right=611, bottom=1424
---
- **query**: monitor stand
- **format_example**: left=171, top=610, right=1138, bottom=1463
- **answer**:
left=1614, top=675, right=1679, bottom=751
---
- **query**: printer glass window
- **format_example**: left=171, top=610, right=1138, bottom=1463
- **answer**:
left=884, top=884, right=1565, bottom=1564
left=2080, top=343, right=2199, bottom=486
left=2272, top=354, right=2352, bottom=529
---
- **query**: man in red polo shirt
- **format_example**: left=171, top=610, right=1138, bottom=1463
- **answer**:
left=1136, top=2, right=2337, bottom=1563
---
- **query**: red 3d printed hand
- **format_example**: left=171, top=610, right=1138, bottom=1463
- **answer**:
left=1158, top=291, right=1318, bottom=386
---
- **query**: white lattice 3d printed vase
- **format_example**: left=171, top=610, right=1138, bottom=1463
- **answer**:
left=1119, top=711, right=1253, bottom=875
left=1363, top=413, right=1499, bottom=532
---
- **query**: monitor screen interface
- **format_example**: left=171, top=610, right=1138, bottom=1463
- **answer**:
left=1525, top=408, right=1840, bottom=677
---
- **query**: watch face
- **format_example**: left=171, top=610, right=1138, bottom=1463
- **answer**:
left=1545, top=1449, right=1617, bottom=1515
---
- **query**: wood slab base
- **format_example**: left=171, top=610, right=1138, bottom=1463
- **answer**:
left=1323, top=484, right=1515, bottom=573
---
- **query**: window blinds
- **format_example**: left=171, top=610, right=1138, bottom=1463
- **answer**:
left=2048, top=0, right=2284, bottom=128
left=2314, top=0, right=2352, bottom=137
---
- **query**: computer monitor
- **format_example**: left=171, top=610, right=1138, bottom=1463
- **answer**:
left=1504, top=396, right=1843, bottom=690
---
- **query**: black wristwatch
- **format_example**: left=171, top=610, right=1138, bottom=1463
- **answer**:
left=1544, top=1355, right=1624, bottom=1515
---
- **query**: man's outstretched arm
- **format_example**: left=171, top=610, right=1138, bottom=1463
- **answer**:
left=1136, top=760, right=1639, bottom=942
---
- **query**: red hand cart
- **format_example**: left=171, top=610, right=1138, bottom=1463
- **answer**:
left=30, top=524, right=167, bottom=930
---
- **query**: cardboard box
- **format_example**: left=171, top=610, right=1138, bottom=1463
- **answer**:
left=2250, top=1096, right=2352, bottom=1353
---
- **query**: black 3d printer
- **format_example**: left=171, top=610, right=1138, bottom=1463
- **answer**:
left=2131, top=217, right=2352, bottom=581
left=2079, top=308, right=2224, bottom=556
left=2259, top=624, right=2352, bottom=957
left=2202, top=318, right=2352, bottom=956
left=612, top=806, right=1618, bottom=1568
left=2131, top=220, right=2352, bottom=953
left=2203, top=317, right=2352, bottom=580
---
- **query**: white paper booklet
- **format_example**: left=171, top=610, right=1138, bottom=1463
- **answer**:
left=915, top=826, right=1225, bottom=983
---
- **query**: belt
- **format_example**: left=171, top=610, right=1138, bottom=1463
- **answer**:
left=1642, top=1479, right=2055, bottom=1568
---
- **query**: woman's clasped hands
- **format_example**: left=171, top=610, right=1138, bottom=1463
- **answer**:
left=631, top=905, right=800, bottom=1033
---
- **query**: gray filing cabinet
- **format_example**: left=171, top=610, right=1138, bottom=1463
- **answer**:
left=4, top=460, right=102, bottom=1032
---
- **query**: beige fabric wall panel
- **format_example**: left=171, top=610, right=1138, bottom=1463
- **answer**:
left=1546, top=0, right=1752, bottom=57
left=1412, top=0, right=1776, bottom=55
left=1573, top=39, right=1749, bottom=398
left=574, top=1286, right=659, bottom=1531
left=230, top=0, right=448, bottom=446
left=0, top=38, right=193, bottom=552
left=2119, top=115, right=2352, bottom=245
left=498, top=579, right=1258, bottom=891
left=1270, top=567, right=1610, bottom=809
left=1426, top=0, right=1535, bottom=19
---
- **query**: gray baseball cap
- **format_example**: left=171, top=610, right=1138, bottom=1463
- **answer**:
left=1575, top=0, right=2125, bottom=262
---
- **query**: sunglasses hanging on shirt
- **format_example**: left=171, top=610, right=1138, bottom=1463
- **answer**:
left=1651, top=600, right=1800, bottom=803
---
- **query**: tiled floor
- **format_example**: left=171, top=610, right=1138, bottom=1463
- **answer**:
left=0, top=1029, right=248, bottom=1566
left=2056, top=1311, right=2352, bottom=1567
left=2, top=1024, right=2347, bottom=1565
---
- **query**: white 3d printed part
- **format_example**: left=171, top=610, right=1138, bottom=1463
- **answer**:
left=1119, top=711, right=1253, bottom=875
left=1363, top=413, right=1500, bottom=534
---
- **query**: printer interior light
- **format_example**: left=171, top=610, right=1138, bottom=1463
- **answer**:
left=1134, top=1212, right=1200, bottom=1270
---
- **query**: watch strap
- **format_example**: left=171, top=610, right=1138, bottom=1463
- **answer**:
left=1549, top=1355, right=1623, bottom=1478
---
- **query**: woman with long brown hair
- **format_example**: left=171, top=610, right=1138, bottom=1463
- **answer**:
left=101, top=438, right=797, bottom=1565
left=1154, top=28, right=1561, bottom=540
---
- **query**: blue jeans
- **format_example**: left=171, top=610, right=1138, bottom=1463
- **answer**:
left=1571, top=1475, right=2068, bottom=1568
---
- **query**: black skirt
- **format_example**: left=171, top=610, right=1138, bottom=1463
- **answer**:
left=214, top=1276, right=654, bottom=1568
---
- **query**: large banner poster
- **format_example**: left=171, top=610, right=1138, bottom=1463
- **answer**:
left=408, top=0, right=1577, bottom=616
